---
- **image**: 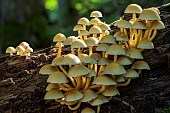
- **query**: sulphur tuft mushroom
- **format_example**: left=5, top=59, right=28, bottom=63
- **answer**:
left=6, top=46, right=16, bottom=57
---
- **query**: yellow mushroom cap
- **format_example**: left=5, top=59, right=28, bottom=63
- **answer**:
left=62, top=54, right=81, bottom=65
left=80, top=89, right=98, bottom=102
left=63, top=36, right=78, bottom=46
left=92, top=76, right=117, bottom=85
left=53, top=33, right=66, bottom=42
left=90, top=95, right=109, bottom=106
left=132, top=21, right=147, bottom=29
left=96, top=43, right=110, bottom=52
left=151, top=20, right=165, bottom=29
left=124, top=4, right=142, bottom=13
left=20, top=41, right=30, bottom=48
left=51, top=56, right=64, bottom=66
left=115, top=76, right=125, bottom=82
left=84, top=37, right=99, bottom=47
left=131, top=61, right=150, bottom=70
left=90, top=11, right=102, bottom=18
left=73, top=25, right=84, bottom=31
left=138, top=9, right=161, bottom=20
left=78, top=54, right=95, bottom=64
left=101, top=62, right=126, bottom=75
left=125, top=48, right=143, bottom=59
left=71, top=39, right=87, bottom=48
left=117, top=56, right=132, bottom=65
left=78, top=17, right=89, bottom=25
left=137, top=39, right=154, bottom=49
left=90, top=53, right=101, bottom=61
left=102, top=86, right=120, bottom=96
left=98, top=58, right=110, bottom=66
left=81, top=108, right=96, bottom=113
left=116, top=19, right=132, bottom=28
left=65, top=90, right=83, bottom=101
left=47, top=71, right=68, bottom=83
left=6, top=46, right=16, bottom=53
left=89, top=18, right=101, bottom=25
left=68, top=65, right=91, bottom=77
left=122, top=69, right=139, bottom=78
left=16, top=45, right=25, bottom=52
left=39, top=64, right=59, bottom=74
left=99, top=23, right=111, bottom=30
left=86, top=69, right=97, bottom=77
left=79, top=30, right=90, bottom=36
left=100, top=35, right=116, bottom=44
left=25, top=47, right=33, bottom=53
left=148, top=7, right=160, bottom=14
left=44, top=89, right=64, bottom=100
left=89, top=26, right=102, bottom=34
left=107, top=44, right=126, bottom=55
left=46, top=83, right=60, bottom=91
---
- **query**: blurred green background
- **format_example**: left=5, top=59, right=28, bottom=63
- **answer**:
left=0, top=0, right=169, bottom=56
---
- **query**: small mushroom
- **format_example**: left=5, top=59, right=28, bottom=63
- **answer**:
left=44, top=89, right=64, bottom=100
left=16, top=45, right=25, bottom=56
left=80, top=89, right=98, bottom=102
left=6, top=46, right=16, bottom=57
left=39, top=64, right=59, bottom=75
left=25, top=47, right=33, bottom=56
left=90, top=11, right=103, bottom=18
left=89, top=26, right=102, bottom=38
left=81, top=108, right=96, bottom=113
left=19, top=41, right=30, bottom=49
left=77, top=17, right=89, bottom=30
left=71, top=39, right=87, bottom=55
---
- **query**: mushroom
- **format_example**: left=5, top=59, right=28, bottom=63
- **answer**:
left=96, top=43, right=110, bottom=57
left=117, top=56, right=132, bottom=66
left=39, top=64, right=59, bottom=75
left=16, top=45, right=25, bottom=56
left=53, top=33, right=66, bottom=57
left=125, top=48, right=143, bottom=59
left=90, top=11, right=103, bottom=18
left=79, top=30, right=90, bottom=40
left=124, top=4, right=142, bottom=23
left=98, top=23, right=111, bottom=41
left=6, top=46, right=16, bottom=57
left=25, top=47, right=33, bottom=56
left=131, top=61, right=150, bottom=74
left=102, top=86, right=120, bottom=96
left=97, top=57, right=111, bottom=76
left=81, top=108, right=96, bottom=113
left=89, top=18, right=102, bottom=26
left=80, top=89, right=98, bottom=102
left=89, top=26, right=102, bottom=38
left=73, top=25, right=84, bottom=40
left=137, top=39, right=154, bottom=50
left=46, top=83, right=60, bottom=91
left=19, top=41, right=30, bottom=49
left=77, top=17, right=89, bottom=30
left=71, top=39, right=87, bottom=55
left=44, top=89, right=64, bottom=100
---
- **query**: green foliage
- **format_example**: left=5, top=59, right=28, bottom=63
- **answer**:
left=156, top=107, right=170, bottom=113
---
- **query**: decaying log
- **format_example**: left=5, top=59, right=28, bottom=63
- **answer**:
left=0, top=4, right=170, bottom=113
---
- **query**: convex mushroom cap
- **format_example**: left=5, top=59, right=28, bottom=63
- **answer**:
left=47, top=71, right=68, bottom=83
left=65, top=90, right=83, bottom=101
left=20, top=41, right=30, bottom=48
left=90, top=95, right=109, bottom=106
left=90, top=11, right=102, bottom=18
left=39, top=64, right=59, bottom=74
left=81, top=108, right=96, bottom=113
left=6, top=46, right=16, bottom=56
left=80, top=89, right=98, bottom=102
left=53, top=33, right=66, bottom=42
left=44, top=89, right=64, bottom=100
left=131, top=61, right=150, bottom=70
left=138, top=9, right=161, bottom=20
left=124, top=4, right=142, bottom=14
left=89, top=26, right=102, bottom=34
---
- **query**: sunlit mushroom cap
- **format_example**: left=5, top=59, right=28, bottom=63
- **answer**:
left=151, top=20, right=165, bottom=29
left=101, top=62, right=126, bottom=75
left=102, top=86, right=120, bottom=96
left=71, top=39, right=87, bottom=48
left=92, top=76, right=117, bottom=85
left=90, top=53, right=101, bottom=61
left=16, top=45, right=25, bottom=52
left=90, top=11, right=102, bottom=18
left=100, top=35, right=116, bottom=44
left=80, top=89, right=98, bottom=102
left=79, top=30, right=90, bottom=36
left=53, top=33, right=66, bottom=42
left=131, top=61, right=150, bottom=70
left=81, top=108, right=96, bottom=113
left=65, top=90, right=83, bottom=101
left=78, top=17, right=89, bottom=25
left=46, top=83, right=60, bottom=91
left=123, top=69, right=139, bottom=78
left=99, top=23, right=111, bottom=30
left=96, top=43, right=110, bottom=52
left=107, top=44, right=126, bottom=55
left=6, top=46, right=16, bottom=53
left=117, top=56, right=132, bottom=65
left=62, top=54, right=81, bottom=65
left=125, top=48, right=143, bottom=59
left=89, top=18, right=101, bottom=25
left=114, top=31, right=129, bottom=41
left=139, top=9, right=161, bottom=20
left=73, top=25, right=84, bottom=31
left=89, top=26, right=102, bottom=34
left=90, top=95, right=109, bottom=106
left=63, top=36, right=78, bottom=46
left=137, top=39, right=154, bottom=49
left=115, top=20, right=132, bottom=28
left=44, top=89, right=64, bottom=100
left=85, top=37, right=99, bottom=47
left=51, top=56, right=64, bottom=66
left=132, top=21, right=147, bottom=29
left=25, top=47, right=33, bottom=53
left=98, top=58, right=110, bottom=65
left=148, top=7, right=160, bottom=14
left=115, top=76, right=125, bottom=82
left=124, top=4, right=142, bottom=13
left=86, top=69, right=97, bottom=77
left=20, top=42, right=30, bottom=48
left=68, top=65, right=91, bottom=77
left=47, top=71, right=68, bottom=83
left=39, top=64, right=59, bottom=74
left=78, top=54, right=96, bottom=64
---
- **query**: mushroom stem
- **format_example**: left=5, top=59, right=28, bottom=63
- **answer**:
left=124, top=42, right=129, bottom=49
left=99, top=31, right=105, bottom=41
left=75, top=77, right=82, bottom=90
left=59, top=84, right=74, bottom=91
left=68, top=101, right=81, bottom=110
left=93, top=34, right=97, bottom=38
left=81, top=77, right=86, bottom=89
left=138, top=69, right=142, bottom=75
left=89, top=85, right=102, bottom=89
left=102, top=52, right=105, bottom=57
left=97, top=105, right=101, bottom=113
left=96, top=85, right=106, bottom=94
left=78, top=48, right=81, bottom=55
left=132, top=13, right=136, bottom=23
left=139, top=29, right=143, bottom=41
left=117, top=78, right=131, bottom=87
left=114, top=55, right=117, bottom=62
left=83, top=25, right=86, bottom=30
left=143, top=21, right=151, bottom=39
left=98, top=66, right=104, bottom=76
left=105, top=53, right=108, bottom=58
left=94, top=64, right=98, bottom=73
left=59, top=65, right=67, bottom=75
left=83, top=77, right=91, bottom=90
left=10, top=53, right=13, bottom=57
left=80, top=36, right=84, bottom=40
left=57, top=42, right=62, bottom=57
left=71, top=48, right=75, bottom=55
left=124, top=28, right=128, bottom=35
left=149, top=29, right=157, bottom=41
left=108, top=96, right=112, bottom=100
left=63, top=84, right=73, bottom=88
left=120, top=28, right=124, bottom=33
left=129, top=30, right=135, bottom=48
left=69, top=77, right=77, bottom=87
left=89, top=46, right=93, bottom=56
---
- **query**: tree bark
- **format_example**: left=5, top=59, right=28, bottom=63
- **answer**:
left=0, top=4, right=170, bottom=113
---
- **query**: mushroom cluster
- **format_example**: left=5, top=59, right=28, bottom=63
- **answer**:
left=6, top=41, right=33, bottom=57
left=39, top=4, right=164, bottom=113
